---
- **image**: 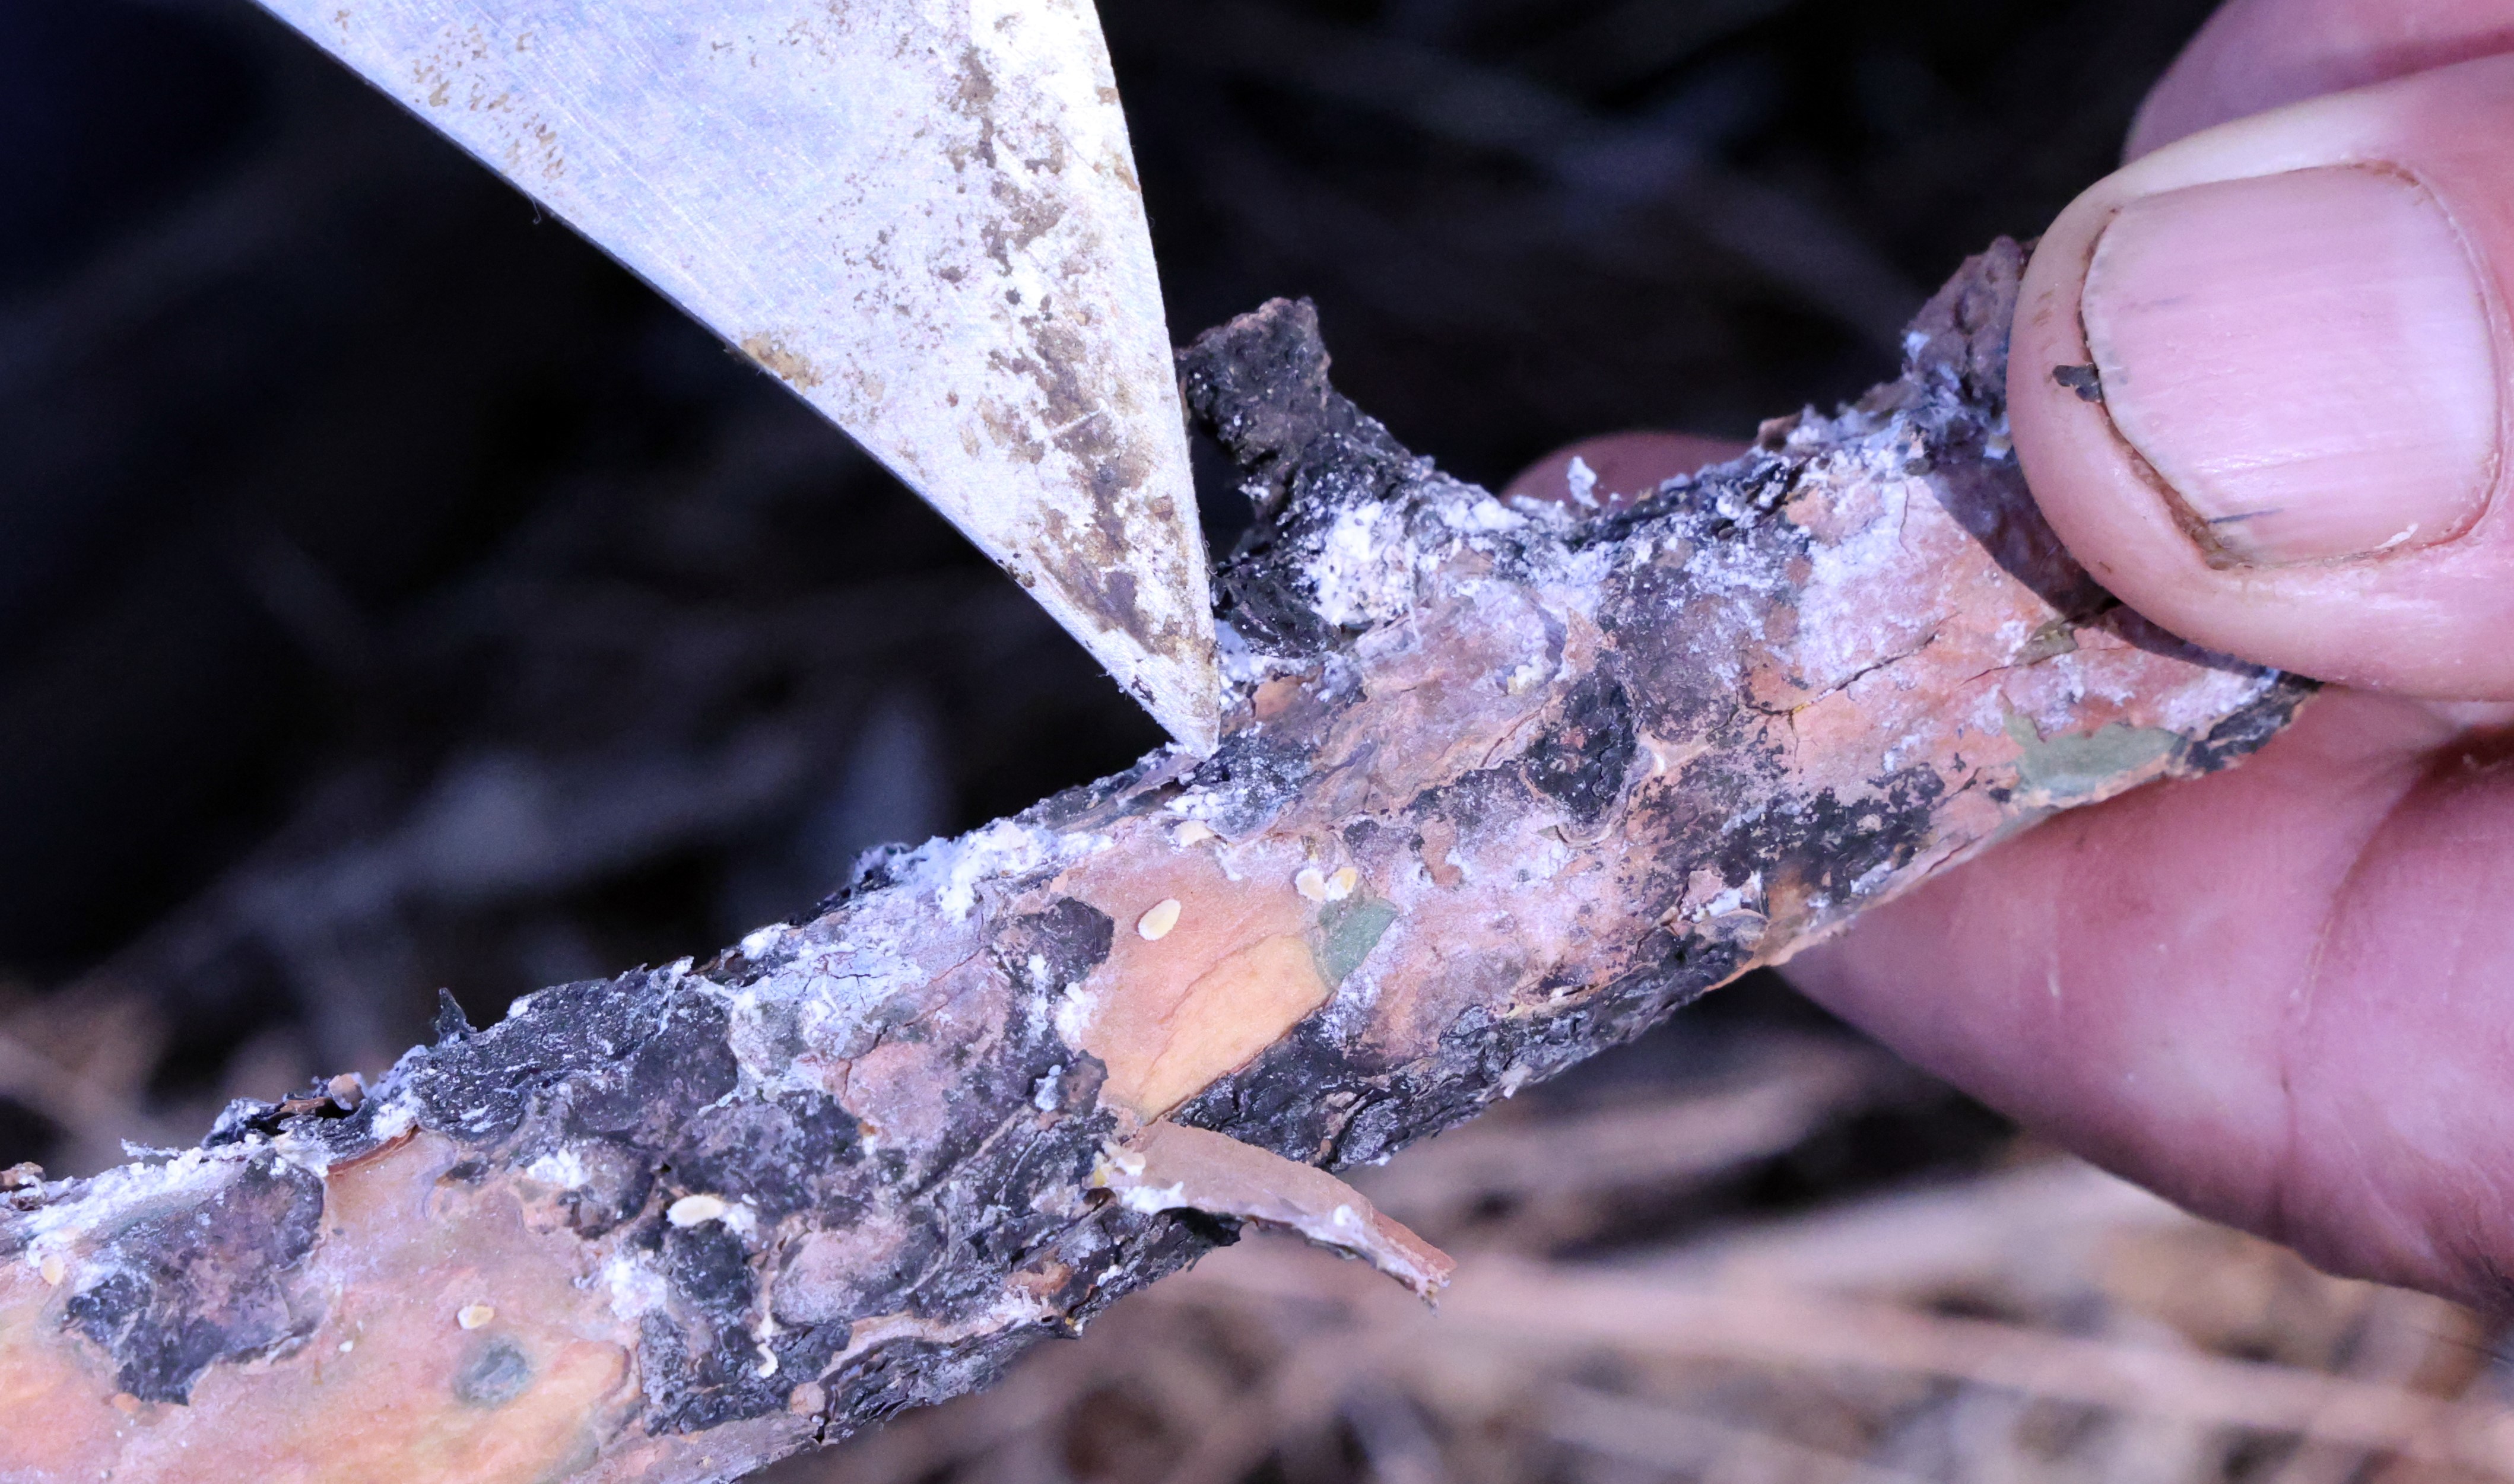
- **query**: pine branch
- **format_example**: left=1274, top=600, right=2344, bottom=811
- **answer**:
left=0, top=241, right=2306, bottom=1483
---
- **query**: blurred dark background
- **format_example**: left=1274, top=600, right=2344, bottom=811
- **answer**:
left=0, top=0, right=2214, bottom=1175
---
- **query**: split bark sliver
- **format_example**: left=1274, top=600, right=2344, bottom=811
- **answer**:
left=0, top=240, right=2309, bottom=1483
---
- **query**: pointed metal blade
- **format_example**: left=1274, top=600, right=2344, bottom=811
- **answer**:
left=249, top=0, right=1221, bottom=751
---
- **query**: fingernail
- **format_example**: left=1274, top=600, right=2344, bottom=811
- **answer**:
left=2081, top=166, right=2499, bottom=565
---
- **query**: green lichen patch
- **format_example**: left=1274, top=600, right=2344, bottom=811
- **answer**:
left=1316, top=898, right=1399, bottom=987
left=2006, top=714, right=2182, bottom=800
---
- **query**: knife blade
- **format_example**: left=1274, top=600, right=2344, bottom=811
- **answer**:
left=246, top=0, right=1223, bottom=751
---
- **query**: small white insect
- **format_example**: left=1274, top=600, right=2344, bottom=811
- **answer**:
left=667, top=1193, right=729, bottom=1228
left=1137, top=899, right=1183, bottom=940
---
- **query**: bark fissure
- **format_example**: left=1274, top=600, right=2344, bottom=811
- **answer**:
left=0, top=241, right=2309, bottom=1483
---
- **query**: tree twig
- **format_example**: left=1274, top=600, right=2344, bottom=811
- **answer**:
left=0, top=241, right=2307, bottom=1482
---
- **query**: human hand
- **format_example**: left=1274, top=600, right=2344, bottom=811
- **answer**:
left=1516, top=0, right=2514, bottom=1309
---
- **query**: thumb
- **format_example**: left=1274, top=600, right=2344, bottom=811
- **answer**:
left=2013, top=52, right=2514, bottom=699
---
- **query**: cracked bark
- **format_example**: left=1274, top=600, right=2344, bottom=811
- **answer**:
left=0, top=240, right=2309, bottom=1483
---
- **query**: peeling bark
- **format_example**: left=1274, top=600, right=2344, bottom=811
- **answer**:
left=0, top=241, right=2307, bottom=1483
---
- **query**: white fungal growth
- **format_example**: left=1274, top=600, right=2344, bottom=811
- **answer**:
left=603, top=1253, right=671, bottom=1321
left=1054, top=981, right=1100, bottom=1047
left=1564, top=454, right=1601, bottom=509
left=920, top=819, right=1109, bottom=921
left=524, top=1148, right=591, bottom=1190
left=1308, top=503, right=1414, bottom=628
left=1294, top=867, right=1329, bottom=902
left=366, top=1096, right=418, bottom=1145
left=1437, top=492, right=1526, bottom=535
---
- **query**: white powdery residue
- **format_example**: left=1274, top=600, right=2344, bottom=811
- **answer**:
left=20, top=1146, right=242, bottom=1251
left=1054, top=981, right=1102, bottom=1048
left=604, top=1253, right=672, bottom=1321
left=1553, top=540, right=1623, bottom=599
left=525, top=1148, right=592, bottom=1190
left=1850, top=859, right=1899, bottom=897
left=1116, top=1181, right=1190, bottom=1215
left=1964, top=687, right=2011, bottom=744
left=1205, top=838, right=1249, bottom=884
left=2156, top=668, right=2275, bottom=738
left=1778, top=409, right=1837, bottom=453
left=1697, top=880, right=1756, bottom=920
left=2076, top=656, right=2138, bottom=708
left=1032, top=1065, right=1065, bottom=1112
left=1319, top=968, right=1386, bottom=1038
left=712, top=967, right=843, bottom=1100
left=2014, top=655, right=2093, bottom=723
left=786, top=952, right=929, bottom=1069
left=1564, top=456, right=1600, bottom=510
left=367, top=1095, right=418, bottom=1144
left=1789, top=477, right=1944, bottom=694
left=739, top=923, right=789, bottom=961
left=1677, top=529, right=1784, bottom=600
left=1213, top=618, right=1293, bottom=688
left=926, top=819, right=1107, bottom=922
left=1163, top=788, right=1220, bottom=825
left=269, top=1133, right=335, bottom=1180
left=1517, top=832, right=1574, bottom=883
left=1017, top=966, right=1069, bottom=1048
left=1307, top=503, right=1415, bottom=629
left=1443, top=493, right=1528, bottom=535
